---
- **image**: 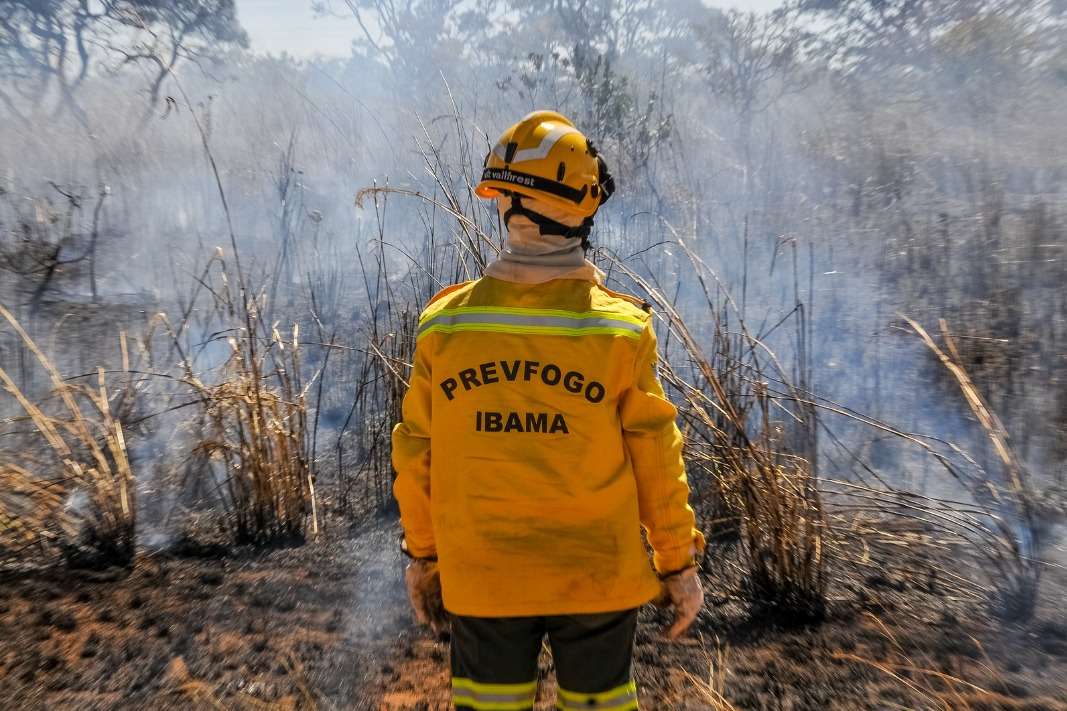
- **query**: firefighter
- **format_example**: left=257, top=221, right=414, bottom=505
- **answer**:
left=392, top=110, right=705, bottom=711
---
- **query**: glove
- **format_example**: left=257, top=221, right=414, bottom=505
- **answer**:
left=659, top=567, right=703, bottom=639
left=404, top=558, right=447, bottom=635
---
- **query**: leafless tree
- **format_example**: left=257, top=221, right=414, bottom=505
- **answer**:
left=697, top=7, right=812, bottom=186
left=0, top=0, right=247, bottom=126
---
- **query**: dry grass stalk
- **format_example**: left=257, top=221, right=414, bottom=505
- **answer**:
left=832, top=651, right=996, bottom=710
left=187, top=323, right=315, bottom=545
left=831, top=613, right=1008, bottom=711
left=904, top=315, right=1039, bottom=619
left=170, top=654, right=322, bottom=710
left=0, top=463, right=64, bottom=554
left=163, top=261, right=317, bottom=545
left=344, top=133, right=498, bottom=512
left=150, top=73, right=314, bottom=545
left=608, top=254, right=826, bottom=618
left=683, top=637, right=736, bottom=710
left=905, top=317, right=1033, bottom=510
left=0, top=304, right=135, bottom=566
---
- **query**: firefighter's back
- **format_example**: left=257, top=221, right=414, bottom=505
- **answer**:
left=415, top=275, right=662, bottom=616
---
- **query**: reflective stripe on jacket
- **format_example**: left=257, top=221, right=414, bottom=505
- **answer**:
left=391, top=276, right=704, bottom=617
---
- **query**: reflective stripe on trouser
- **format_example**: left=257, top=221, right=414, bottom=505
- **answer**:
left=557, top=680, right=639, bottom=710
left=417, top=307, right=644, bottom=341
left=451, top=678, right=538, bottom=710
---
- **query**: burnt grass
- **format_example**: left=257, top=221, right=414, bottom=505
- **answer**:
left=1, top=517, right=1065, bottom=710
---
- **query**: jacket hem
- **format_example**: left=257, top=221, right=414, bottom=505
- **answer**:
left=442, top=589, right=660, bottom=618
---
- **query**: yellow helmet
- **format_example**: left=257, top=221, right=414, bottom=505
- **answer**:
left=476, top=110, right=614, bottom=219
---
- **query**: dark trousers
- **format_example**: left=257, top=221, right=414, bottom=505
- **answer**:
left=449, top=609, right=639, bottom=711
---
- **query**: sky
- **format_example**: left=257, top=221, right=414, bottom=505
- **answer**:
left=238, top=0, right=785, bottom=58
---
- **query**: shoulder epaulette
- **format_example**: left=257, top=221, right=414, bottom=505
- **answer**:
left=597, top=284, right=653, bottom=314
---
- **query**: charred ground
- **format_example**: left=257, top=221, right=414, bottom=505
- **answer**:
left=1, top=516, right=1065, bottom=710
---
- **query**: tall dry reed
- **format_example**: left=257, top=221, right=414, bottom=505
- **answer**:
left=0, top=304, right=135, bottom=566
left=165, top=260, right=318, bottom=545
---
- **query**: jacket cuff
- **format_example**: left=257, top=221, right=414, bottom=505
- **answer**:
left=653, top=529, right=706, bottom=575
left=400, top=536, right=438, bottom=561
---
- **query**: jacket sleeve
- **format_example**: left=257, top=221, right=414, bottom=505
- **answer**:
left=391, top=335, right=437, bottom=558
left=620, top=320, right=705, bottom=575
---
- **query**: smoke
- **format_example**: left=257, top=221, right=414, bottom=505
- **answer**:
left=0, top=1, right=1063, bottom=574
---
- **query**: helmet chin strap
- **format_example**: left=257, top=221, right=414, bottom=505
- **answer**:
left=503, top=194, right=595, bottom=250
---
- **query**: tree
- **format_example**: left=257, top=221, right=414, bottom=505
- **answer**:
left=697, top=7, right=812, bottom=188
left=498, top=0, right=696, bottom=173
left=323, top=0, right=684, bottom=177
left=0, top=0, right=247, bottom=125
left=795, top=0, right=1067, bottom=127
left=700, top=9, right=811, bottom=124
left=318, top=0, right=474, bottom=80
left=112, top=1, right=249, bottom=117
left=793, top=0, right=1038, bottom=79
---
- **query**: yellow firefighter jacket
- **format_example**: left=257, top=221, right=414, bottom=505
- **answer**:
left=391, top=275, right=705, bottom=617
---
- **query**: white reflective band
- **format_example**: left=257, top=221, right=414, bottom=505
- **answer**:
left=493, top=122, right=580, bottom=163
left=418, top=309, right=644, bottom=340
